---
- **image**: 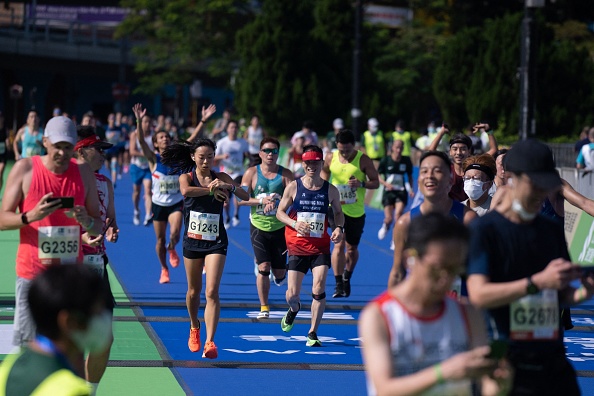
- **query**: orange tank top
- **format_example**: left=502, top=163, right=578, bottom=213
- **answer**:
left=16, top=156, right=86, bottom=279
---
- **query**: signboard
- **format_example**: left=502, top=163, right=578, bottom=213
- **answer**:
left=565, top=201, right=594, bottom=268
left=364, top=5, right=413, bottom=28
left=26, top=4, right=129, bottom=26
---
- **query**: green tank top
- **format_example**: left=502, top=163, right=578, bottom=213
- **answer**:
left=250, top=165, right=286, bottom=231
left=329, top=151, right=366, bottom=218
left=363, top=130, right=385, bottom=159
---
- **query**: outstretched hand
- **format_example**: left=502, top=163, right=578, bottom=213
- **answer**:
left=132, top=103, right=147, bottom=123
left=202, top=104, right=216, bottom=122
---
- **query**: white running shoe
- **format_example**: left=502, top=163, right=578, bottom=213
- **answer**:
left=378, top=225, right=387, bottom=240
left=390, top=240, right=395, bottom=251
left=133, top=211, right=140, bottom=226
left=257, top=310, right=269, bottom=319
left=273, top=274, right=287, bottom=287
left=143, top=214, right=153, bottom=226
left=224, top=220, right=231, bottom=230
left=232, top=216, right=240, bottom=227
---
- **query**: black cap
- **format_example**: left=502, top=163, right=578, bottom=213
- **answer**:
left=505, top=139, right=561, bottom=190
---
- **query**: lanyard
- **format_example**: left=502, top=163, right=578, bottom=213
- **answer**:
left=35, top=335, right=74, bottom=372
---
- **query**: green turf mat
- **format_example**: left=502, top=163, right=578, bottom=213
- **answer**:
left=0, top=229, right=18, bottom=299
left=97, top=367, right=186, bottom=396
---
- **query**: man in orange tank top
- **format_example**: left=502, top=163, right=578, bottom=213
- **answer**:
left=0, top=115, right=103, bottom=351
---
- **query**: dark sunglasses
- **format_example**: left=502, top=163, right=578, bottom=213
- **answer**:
left=261, top=148, right=279, bottom=155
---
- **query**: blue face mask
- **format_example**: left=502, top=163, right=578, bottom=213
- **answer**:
left=428, top=127, right=436, bottom=134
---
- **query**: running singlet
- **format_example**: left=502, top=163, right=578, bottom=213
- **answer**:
left=250, top=165, right=285, bottom=232
left=130, top=134, right=153, bottom=169
left=378, top=156, right=412, bottom=191
left=363, top=131, right=385, bottom=159
left=391, top=131, right=412, bottom=157
left=152, top=154, right=183, bottom=206
left=367, top=292, right=472, bottom=396
left=410, top=200, right=465, bottom=222
left=285, top=178, right=330, bottom=256
left=449, top=165, right=468, bottom=202
left=329, top=151, right=366, bottom=218
left=182, top=171, right=228, bottom=253
left=17, top=157, right=85, bottom=280
left=21, top=127, right=44, bottom=158
left=82, top=173, right=109, bottom=277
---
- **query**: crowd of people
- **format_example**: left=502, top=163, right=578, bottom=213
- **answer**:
left=0, top=106, right=594, bottom=395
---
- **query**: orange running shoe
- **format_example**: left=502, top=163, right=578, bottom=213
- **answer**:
left=169, top=249, right=180, bottom=268
left=159, top=269, right=170, bottom=284
left=202, top=341, right=218, bottom=359
left=188, top=328, right=200, bottom=352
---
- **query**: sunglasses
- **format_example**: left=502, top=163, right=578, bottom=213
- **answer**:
left=261, top=148, right=279, bottom=155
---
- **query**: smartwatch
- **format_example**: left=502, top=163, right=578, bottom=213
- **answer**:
left=336, top=225, right=345, bottom=232
left=526, top=276, right=539, bottom=295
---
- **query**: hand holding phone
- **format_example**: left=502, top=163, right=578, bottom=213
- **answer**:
left=47, top=196, right=74, bottom=209
left=487, top=340, right=508, bottom=359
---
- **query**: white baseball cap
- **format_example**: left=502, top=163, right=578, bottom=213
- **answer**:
left=333, top=118, right=344, bottom=129
left=368, top=118, right=379, bottom=127
left=44, top=116, right=77, bottom=145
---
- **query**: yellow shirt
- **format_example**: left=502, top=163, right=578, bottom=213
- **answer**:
left=329, top=151, right=366, bottom=218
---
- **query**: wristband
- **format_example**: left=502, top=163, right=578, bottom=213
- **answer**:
left=291, top=220, right=297, bottom=229
left=361, top=181, right=366, bottom=188
left=231, top=184, right=236, bottom=193
left=85, top=218, right=95, bottom=231
left=433, top=363, right=445, bottom=384
left=209, top=188, right=214, bottom=196
left=21, top=212, right=30, bottom=225
left=337, top=225, right=344, bottom=232
left=259, top=197, right=264, bottom=205
left=200, top=119, right=206, bottom=123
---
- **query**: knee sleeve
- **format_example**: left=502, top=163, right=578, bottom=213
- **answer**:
left=312, top=292, right=326, bottom=301
left=258, top=270, right=271, bottom=277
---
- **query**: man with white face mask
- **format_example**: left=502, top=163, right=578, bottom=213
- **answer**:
left=467, top=139, right=594, bottom=395
left=461, top=154, right=496, bottom=216
left=0, top=265, right=111, bottom=395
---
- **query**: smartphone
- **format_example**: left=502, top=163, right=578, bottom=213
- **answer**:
left=487, top=339, right=508, bottom=359
left=47, top=196, right=75, bottom=209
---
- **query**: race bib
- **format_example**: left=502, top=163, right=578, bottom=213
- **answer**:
left=336, top=184, right=357, bottom=205
left=255, top=193, right=278, bottom=216
left=297, top=212, right=326, bottom=238
left=38, top=226, right=80, bottom=265
left=187, top=211, right=220, bottom=241
left=387, top=174, right=405, bottom=190
left=0, top=142, right=5, bottom=154
left=510, top=289, right=559, bottom=340
left=83, top=254, right=104, bottom=278
left=159, top=175, right=180, bottom=195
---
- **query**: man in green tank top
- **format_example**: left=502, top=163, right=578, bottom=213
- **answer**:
left=239, top=137, right=294, bottom=319
left=322, top=130, right=379, bottom=298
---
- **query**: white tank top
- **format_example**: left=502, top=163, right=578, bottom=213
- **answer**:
left=130, top=134, right=153, bottom=169
left=366, top=292, right=473, bottom=396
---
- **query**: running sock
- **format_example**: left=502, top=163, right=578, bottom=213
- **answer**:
left=335, top=275, right=343, bottom=285
left=260, top=305, right=270, bottom=312
left=87, top=382, right=99, bottom=396
left=343, top=270, right=353, bottom=281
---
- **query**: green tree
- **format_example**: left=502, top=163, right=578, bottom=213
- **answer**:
left=116, top=0, right=251, bottom=94
left=234, top=0, right=353, bottom=135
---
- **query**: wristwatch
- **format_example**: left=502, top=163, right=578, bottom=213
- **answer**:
left=526, top=276, right=539, bottom=295
left=336, top=225, right=345, bottom=232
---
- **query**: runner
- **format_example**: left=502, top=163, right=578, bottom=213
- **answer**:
left=161, top=138, right=249, bottom=359
left=214, top=120, right=249, bottom=228
left=0, top=112, right=8, bottom=194
left=133, top=103, right=184, bottom=285
left=321, top=129, right=379, bottom=298
left=0, top=115, right=102, bottom=349
left=74, top=125, right=119, bottom=394
left=466, top=139, right=594, bottom=395
left=238, top=137, right=294, bottom=319
left=129, top=113, right=154, bottom=226
left=359, top=213, right=510, bottom=396
left=276, top=145, right=344, bottom=346
left=13, top=110, right=45, bottom=160
left=376, top=140, right=414, bottom=247
left=461, top=154, right=496, bottom=216
left=387, top=151, right=476, bottom=288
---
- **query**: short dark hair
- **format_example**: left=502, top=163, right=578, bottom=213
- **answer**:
left=227, top=119, right=238, bottom=128
left=419, top=150, right=451, bottom=169
left=449, top=133, right=472, bottom=150
left=28, top=265, right=108, bottom=340
left=406, top=213, right=469, bottom=258
left=494, top=148, right=508, bottom=160
left=260, top=137, right=280, bottom=149
left=336, top=129, right=355, bottom=145
left=302, top=120, right=314, bottom=130
left=76, top=125, right=96, bottom=139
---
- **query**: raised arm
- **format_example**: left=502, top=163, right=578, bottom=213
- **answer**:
left=132, top=103, right=156, bottom=167
left=428, top=125, right=448, bottom=152
left=188, top=104, right=217, bottom=142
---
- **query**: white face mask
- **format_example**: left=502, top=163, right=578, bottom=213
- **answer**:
left=369, top=125, right=378, bottom=133
left=71, top=311, right=112, bottom=353
left=463, top=179, right=486, bottom=201
left=511, top=198, right=537, bottom=221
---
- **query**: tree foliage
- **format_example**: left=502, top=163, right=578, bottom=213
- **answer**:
left=116, top=0, right=251, bottom=94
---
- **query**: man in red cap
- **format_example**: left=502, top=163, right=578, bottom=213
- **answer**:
left=276, top=145, right=344, bottom=347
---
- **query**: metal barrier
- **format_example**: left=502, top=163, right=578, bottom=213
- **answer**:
left=558, top=167, right=594, bottom=200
